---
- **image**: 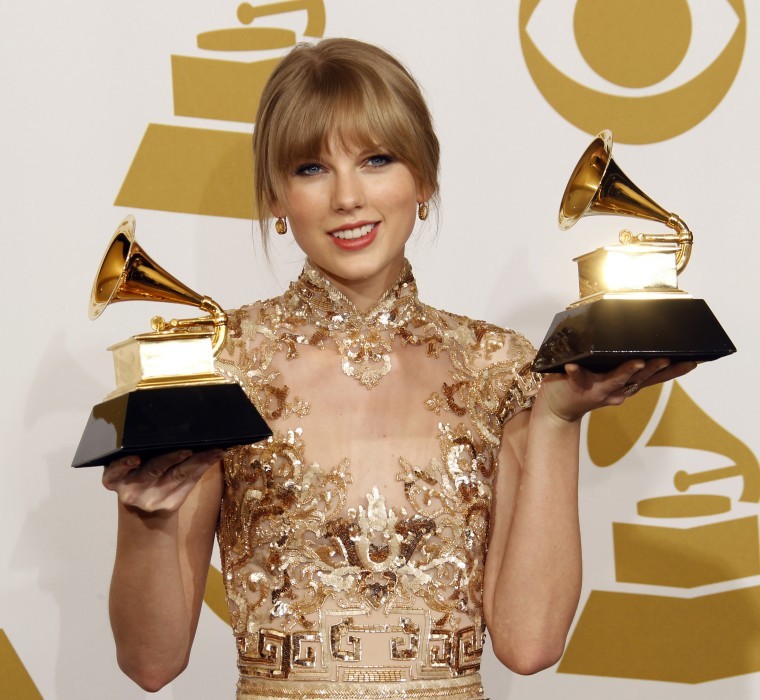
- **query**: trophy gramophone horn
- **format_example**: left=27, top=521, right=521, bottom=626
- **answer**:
left=559, top=130, right=693, bottom=273
left=90, top=215, right=227, bottom=354
left=532, top=130, right=735, bottom=373
left=73, top=214, right=271, bottom=468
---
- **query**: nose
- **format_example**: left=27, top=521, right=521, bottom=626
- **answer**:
left=331, top=169, right=364, bottom=212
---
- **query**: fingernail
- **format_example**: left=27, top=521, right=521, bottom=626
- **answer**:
left=126, top=455, right=140, bottom=467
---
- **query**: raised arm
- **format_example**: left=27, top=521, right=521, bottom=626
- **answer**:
left=482, top=358, right=696, bottom=674
left=104, top=449, right=224, bottom=691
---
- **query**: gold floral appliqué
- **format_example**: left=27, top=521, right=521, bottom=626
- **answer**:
left=215, top=258, right=540, bottom=697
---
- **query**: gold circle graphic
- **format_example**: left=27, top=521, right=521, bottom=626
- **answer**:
left=574, top=0, right=691, bottom=88
left=519, top=0, right=746, bottom=144
left=588, top=384, right=662, bottom=467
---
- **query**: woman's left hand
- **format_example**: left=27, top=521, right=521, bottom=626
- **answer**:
left=539, top=358, right=698, bottom=423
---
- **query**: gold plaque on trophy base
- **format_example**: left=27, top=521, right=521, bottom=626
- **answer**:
left=106, top=331, right=223, bottom=396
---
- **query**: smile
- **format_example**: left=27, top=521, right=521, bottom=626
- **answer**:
left=329, top=223, right=376, bottom=240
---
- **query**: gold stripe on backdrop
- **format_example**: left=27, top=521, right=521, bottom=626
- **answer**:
left=0, top=629, right=43, bottom=700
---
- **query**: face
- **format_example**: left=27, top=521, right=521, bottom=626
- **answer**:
left=274, top=140, right=425, bottom=309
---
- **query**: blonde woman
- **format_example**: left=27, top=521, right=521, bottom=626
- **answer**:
left=103, top=38, right=694, bottom=700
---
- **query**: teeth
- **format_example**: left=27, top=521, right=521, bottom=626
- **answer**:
left=331, top=223, right=375, bottom=240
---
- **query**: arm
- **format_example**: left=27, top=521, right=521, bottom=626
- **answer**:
left=482, top=358, right=695, bottom=674
left=104, top=450, right=224, bottom=691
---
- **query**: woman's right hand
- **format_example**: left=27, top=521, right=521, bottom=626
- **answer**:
left=102, top=449, right=224, bottom=514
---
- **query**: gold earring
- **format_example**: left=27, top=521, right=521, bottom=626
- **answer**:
left=418, top=202, right=429, bottom=221
left=275, top=217, right=287, bottom=235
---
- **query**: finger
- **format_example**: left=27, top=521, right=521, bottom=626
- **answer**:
left=148, top=450, right=225, bottom=509
left=639, top=360, right=697, bottom=389
left=140, top=449, right=195, bottom=480
left=102, top=454, right=142, bottom=487
left=622, top=358, right=671, bottom=391
left=116, top=449, right=224, bottom=512
left=597, top=359, right=646, bottom=395
left=617, top=359, right=648, bottom=381
left=562, top=360, right=644, bottom=393
left=161, top=449, right=224, bottom=487
left=621, top=357, right=699, bottom=397
left=561, top=362, right=593, bottom=389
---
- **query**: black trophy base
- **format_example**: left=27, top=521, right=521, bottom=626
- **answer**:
left=72, top=383, right=272, bottom=467
left=532, top=297, right=736, bottom=373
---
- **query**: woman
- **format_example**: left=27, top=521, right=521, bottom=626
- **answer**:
left=104, top=38, right=694, bottom=699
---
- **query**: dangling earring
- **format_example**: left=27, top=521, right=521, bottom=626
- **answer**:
left=418, top=202, right=429, bottom=221
left=275, top=216, right=287, bottom=235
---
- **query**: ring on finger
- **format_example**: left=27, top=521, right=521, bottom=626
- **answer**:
left=623, top=382, right=640, bottom=397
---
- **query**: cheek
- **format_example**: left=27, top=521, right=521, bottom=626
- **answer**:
left=284, top=191, right=323, bottom=230
left=385, top=178, right=419, bottom=211
left=389, top=197, right=418, bottom=245
left=289, top=211, right=322, bottom=240
left=286, top=209, right=325, bottom=252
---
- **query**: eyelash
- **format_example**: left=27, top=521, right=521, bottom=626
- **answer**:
left=294, top=163, right=323, bottom=176
left=293, top=154, right=395, bottom=176
left=367, top=154, right=394, bottom=167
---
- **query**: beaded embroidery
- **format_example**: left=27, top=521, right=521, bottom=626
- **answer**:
left=215, top=260, right=540, bottom=693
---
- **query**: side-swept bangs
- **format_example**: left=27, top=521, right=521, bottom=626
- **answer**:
left=253, top=39, right=440, bottom=242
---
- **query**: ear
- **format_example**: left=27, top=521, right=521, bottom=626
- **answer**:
left=415, top=179, right=433, bottom=205
left=416, top=189, right=432, bottom=205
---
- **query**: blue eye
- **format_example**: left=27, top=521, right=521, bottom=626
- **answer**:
left=295, top=163, right=323, bottom=176
left=367, top=154, right=393, bottom=167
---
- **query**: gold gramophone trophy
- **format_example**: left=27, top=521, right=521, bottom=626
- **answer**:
left=72, top=216, right=271, bottom=467
left=532, top=130, right=735, bottom=373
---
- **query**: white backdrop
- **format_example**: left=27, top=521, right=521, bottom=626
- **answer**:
left=1, top=1, right=758, bottom=698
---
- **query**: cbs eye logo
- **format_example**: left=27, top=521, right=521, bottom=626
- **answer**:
left=519, top=0, right=746, bottom=144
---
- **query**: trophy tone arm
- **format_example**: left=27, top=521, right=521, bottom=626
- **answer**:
left=72, top=214, right=273, bottom=468
left=532, top=130, right=735, bottom=373
left=151, top=296, right=228, bottom=357
left=619, top=214, right=693, bottom=274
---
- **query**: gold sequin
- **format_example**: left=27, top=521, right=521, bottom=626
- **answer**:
left=237, top=674, right=488, bottom=699
left=216, top=260, right=540, bottom=697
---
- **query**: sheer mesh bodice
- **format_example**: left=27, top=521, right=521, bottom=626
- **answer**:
left=215, top=260, right=540, bottom=699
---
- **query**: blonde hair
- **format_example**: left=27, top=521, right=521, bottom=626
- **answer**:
left=253, top=38, right=440, bottom=246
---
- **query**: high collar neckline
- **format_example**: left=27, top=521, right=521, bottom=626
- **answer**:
left=293, top=259, right=420, bottom=328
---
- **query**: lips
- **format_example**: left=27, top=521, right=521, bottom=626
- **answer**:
left=328, top=222, right=379, bottom=250
left=329, top=222, right=376, bottom=240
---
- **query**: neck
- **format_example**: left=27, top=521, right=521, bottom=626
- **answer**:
left=309, top=257, right=408, bottom=313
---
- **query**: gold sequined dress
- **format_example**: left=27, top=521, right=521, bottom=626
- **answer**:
left=215, top=260, right=540, bottom=699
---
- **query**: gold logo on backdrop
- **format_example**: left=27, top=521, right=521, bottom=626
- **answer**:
left=519, top=0, right=746, bottom=143
left=559, top=382, right=760, bottom=683
left=0, top=629, right=43, bottom=699
left=205, top=563, right=232, bottom=625
left=162, top=1, right=327, bottom=622
left=115, top=1, right=326, bottom=219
